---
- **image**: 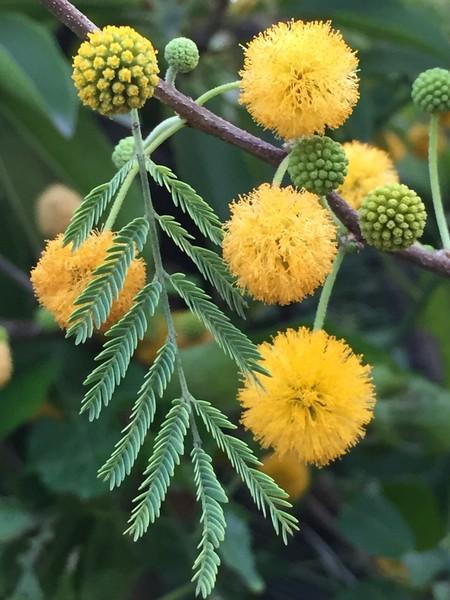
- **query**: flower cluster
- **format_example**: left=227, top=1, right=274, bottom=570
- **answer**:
left=339, top=141, right=399, bottom=210
left=223, top=184, right=337, bottom=305
left=36, top=184, right=82, bottom=238
left=239, top=20, right=359, bottom=139
left=239, top=327, right=375, bottom=467
left=31, top=231, right=146, bottom=331
left=72, top=26, right=159, bottom=116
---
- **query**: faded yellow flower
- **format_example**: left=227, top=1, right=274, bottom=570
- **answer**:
left=239, top=327, right=375, bottom=466
left=339, top=141, right=399, bottom=209
left=36, top=184, right=81, bottom=238
left=239, top=20, right=359, bottom=139
left=0, top=330, right=12, bottom=389
left=31, top=231, right=146, bottom=331
left=222, top=184, right=337, bottom=305
left=260, top=452, right=310, bottom=500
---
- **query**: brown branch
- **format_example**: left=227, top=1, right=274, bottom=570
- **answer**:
left=38, top=0, right=450, bottom=280
left=154, top=81, right=284, bottom=166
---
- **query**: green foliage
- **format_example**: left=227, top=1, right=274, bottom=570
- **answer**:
left=191, top=446, right=228, bottom=598
left=220, top=508, right=265, bottom=593
left=126, top=398, right=191, bottom=541
left=157, top=213, right=247, bottom=317
left=170, top=273, right=266, bottom=377
left=194, top=399, right=299, bottom=542
left=63, top=161, right=134, bottom=251
left=147, top=161, right=223, bottom=245
left=98, top=339, right=177, bottom=489
left=338, top=491, right=415, bottom=557
left=81, top=279, right=162, bottom=421
left=67, top=217, right=149, bottom=344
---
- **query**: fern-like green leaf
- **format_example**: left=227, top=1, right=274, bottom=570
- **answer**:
left=67, top=217, right=149, bottom=345
left=170, top=273, right=266, bottom=377
left=147, top=161, right=223, bottom=246
left=126, top=398, right=190, bottom=541
left=194, top=399, right=299, bottom=543
left=98, top=339, right=177, bottom=489
left=64, top=161, right=134, bottom=250
left=80, top=279, right=161, bottom=421
left=157, top=215, right=246, bottom=318
left=191, top=446, right=228, bottom=599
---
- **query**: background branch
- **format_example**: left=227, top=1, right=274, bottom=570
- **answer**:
left=38, top=0, right=450, bottom=280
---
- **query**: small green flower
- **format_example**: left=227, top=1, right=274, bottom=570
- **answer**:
left=288, top=135, right=348, bottom=195
left=412, top=68, right=450, bottom=114
left=359, top=183, right=427, bottom=251
left=164, top=37, right=199, bottom=74
left=112, top=136, right=134, bottom=169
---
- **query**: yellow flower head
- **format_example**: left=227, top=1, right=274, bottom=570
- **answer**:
left=260, top=452, right=310, bottom=501
left=239, top=327, right=375, bottom=466
left=31, top=231, right=146, bottom=331
left=222, top=184, right=337, bottom=305
left=239, top=20, right=359, bottom=139
left=36, top=184, right=82, bottom=238
left=0, top=329, right=12, bottom=389
left=72, top=25, right=159, bottom=116
left=339, top=141, right=399, bottom=210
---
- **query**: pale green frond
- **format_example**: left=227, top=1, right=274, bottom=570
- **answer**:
left=191, top=446, right=228, bottom=599
left=64, top=161, right=134, bottom=250
left=194, top=399, right=299, bottom=544
left=147, top=161, right=223, bottom=245
left=80, top=279, right=161, bottom=421
left=66, top=217, right=149, bottom=345
left=125, top=398, right=190, bottom=541
left=157, top=214, right=247, bottom=318
left=98, top=339, right=177, bottom=489
left=170, top=273, right=266, bottom=377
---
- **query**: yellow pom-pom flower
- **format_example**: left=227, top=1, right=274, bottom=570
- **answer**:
left=222, top=184, right=337, bottom=305
left=239, top=327, right=375, bottom=467
left=0, top=329, right=12, bottom=389
left=260, top=452, right=310, bottom=501
left=239, top=20, right=359, bottom=139
left=36, top=184, right=82, bottom=238
left=72, top=25, right=159, bottom=116
left=339, top=141, right=399, bottom=210
left=31, top=231, right=146, bottom=331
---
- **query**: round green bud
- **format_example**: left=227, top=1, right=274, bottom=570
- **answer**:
left=359, top=183, right=427, bottom=251
left=411, top=68, right=450, bottom=114
left=112, top=136, right=134, bottom=169
left=164, top=37, right=199, bottom=74
left=288, top=135, right=348, bottom=195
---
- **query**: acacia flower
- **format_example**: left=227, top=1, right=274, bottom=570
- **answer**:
left=31, top=231, right=146, bottom=331
left=239, top=20, right=359, bottom=139
left=222, top=184, right=337, bottom=305
left=0, top=329, right=12, bottom=389
left=36, top=184, right=82, bottom=238
left=239, top=327, right=375, bottom=466
left=72, top=25, right=159, bottom=116
left=260, top=452, right=310, bottom=501
left=339, top=141, right=399, bottom=209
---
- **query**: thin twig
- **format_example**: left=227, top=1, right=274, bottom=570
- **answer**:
left=36, top=0, right=450, bottom=280
left=0, top=254, right=34, bottom=294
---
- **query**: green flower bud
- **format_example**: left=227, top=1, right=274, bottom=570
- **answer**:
left=112, top=136, right=134, bottom=169
left=288, top=135, right=348, bottom=195
left=359, top=184, right=427, bottom=251
left=412, top=68, right=450, bottom=114
left=164, top=37, right=199, bottom=74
